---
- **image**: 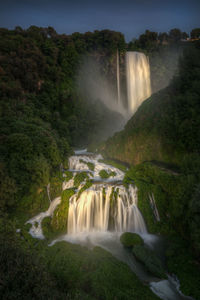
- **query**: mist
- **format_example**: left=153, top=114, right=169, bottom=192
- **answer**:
left=77, top=55, right=127, bottom=118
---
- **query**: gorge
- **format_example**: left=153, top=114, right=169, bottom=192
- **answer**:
left=1, top=27, right=199, bottom=300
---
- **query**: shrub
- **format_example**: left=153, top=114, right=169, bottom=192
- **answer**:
left=120, top=232, right=144, bottom=248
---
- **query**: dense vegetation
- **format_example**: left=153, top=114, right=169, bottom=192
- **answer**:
left=101, top=40, right=200, bottom=298
left=0, top=26, right=125, bottom=217
left=1, top=26, right=200, bottom=299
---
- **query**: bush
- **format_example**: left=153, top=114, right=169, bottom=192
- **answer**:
left=120, top=232, right=144, bottom=248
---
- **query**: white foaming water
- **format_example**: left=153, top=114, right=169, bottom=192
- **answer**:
left=67, top=184, right=147, bottom=234
left=116, top=49, right=121, bottom=104
left=62, top=178, right=74, bottom=190
left=150, top=275, right=195, bottom=300
left=126, top=51, right=151, bottom=116
left=68, top=154, right=124, bottom=182
left=26, top=152, right=193, bottom=300
left=27, top=196, right=61, bottom=239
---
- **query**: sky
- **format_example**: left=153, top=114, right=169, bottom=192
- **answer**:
left=0, top=0, right=199, bottom=41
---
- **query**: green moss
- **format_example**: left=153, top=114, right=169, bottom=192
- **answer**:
left=120, top=232, right=144, bottom=248
left=24, top=223, right=32, bottom=232
left=15, top=186, right=50, bottom=225
left=64, top=170, right=73, bottom=182
left=87, top=162, right=95, bottom=171
left=50, top=173, right=63, bottom=200
left=74, top=172, right=89, bottom=188
left=108, top=187, right=118, bottom=230
left=35, top=221, right=39, bottom=228
left=99, top=169, right=116, bottom=179
left=123, top=162, right=194, bottom=236
left=51, top=188, right=75, bottom=235
left=132, top=245, right=166, bottom=279
left=41, top=216, right=56, bottom=240
left=80, top=159, right=95, bottom=171
left=77, top=179, right=93, bottom=199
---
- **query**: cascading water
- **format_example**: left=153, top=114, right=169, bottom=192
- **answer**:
left=67, top=184, right=147, bottom=235
left=126, top=51, right=151, bottom=116
left=116, top=49, right=121, bottom=104
left=26, top=150, right=193, bottom=300
left=67, top=153, right=146, bottom=235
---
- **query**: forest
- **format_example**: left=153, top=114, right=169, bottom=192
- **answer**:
left=0, top=26, right=200, bottom=299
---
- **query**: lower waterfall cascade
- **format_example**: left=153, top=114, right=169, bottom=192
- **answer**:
left=26, top=149, right=194, bottom=300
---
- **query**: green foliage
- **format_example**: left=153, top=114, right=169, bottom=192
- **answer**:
left=0, top=217, right=66, bottom=299
left=77, top=179, right=93, bottom=199
left=49, top=172, right=63, bottom=200
left=74, top=172, right=89, bottom=187
left=50, top=188, right=75, bottom=235
left=41, top=216, right=56, bottom=240
left=120, top=232, right=144, bottom=248
left=99, top=169, right=116, bottom=179
left=190, top=28, right=200, bottom=39
left=80, top=159, right=95, bottom=171
left=0, top=26, right=125, bottom=214
left=0, top=163, right=17, bottom=210
left=132, top=245, right=166, bottom=279
left=123, top=162, right=196, bottom=237
left=166, top=236, right=200, bottom=299
left=64, top=170, right=73, bottom=182
left=102, top=42, right=200, bottom=167
left=99, top=170, right=109, bottom=179
left=189, top=184, right=200, bottom=254
left=46, top=241, right=159, bottom=300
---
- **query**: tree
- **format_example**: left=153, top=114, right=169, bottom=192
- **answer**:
left=138, top=30, right=158, bottom=50
left=169, top=28, right=182, bottom=42
left=191, top=28, right=200, bottom=39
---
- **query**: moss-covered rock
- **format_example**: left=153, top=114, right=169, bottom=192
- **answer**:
left=74, top=172, right=89, bottom=188
left=80, top=159, right=95, bottom=171
left=41, top=216, right=56, bottom=240
left=51, top=188, right=75, bottom=235
left=64, top=170, right=73, bottom=182
left=132, top=245, right=166, bottom=279
left=99, top=169, right=116, bottom=179
left=77, top=179, right=93, bottom=199
left=50, top=172, right=63, bottom=200
left=120, top=232, right=144, bottom=248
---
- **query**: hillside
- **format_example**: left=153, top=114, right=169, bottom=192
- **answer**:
left=102, top=41, right=200, bottom=168
left=0, top=27, right=125, bottom=216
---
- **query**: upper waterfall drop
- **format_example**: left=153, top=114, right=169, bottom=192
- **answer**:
left=116, top=49, right=121, bottom=105
left=126, top=51, right=151, bottom=116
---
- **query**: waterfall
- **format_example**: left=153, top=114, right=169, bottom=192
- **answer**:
left=126, top=51, right=151, bottom=116
left=67, top=183, right=147, bottom=235
left=27, top=152, right=147, bottom=238
left=116, top=49, right=121, bottom=104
